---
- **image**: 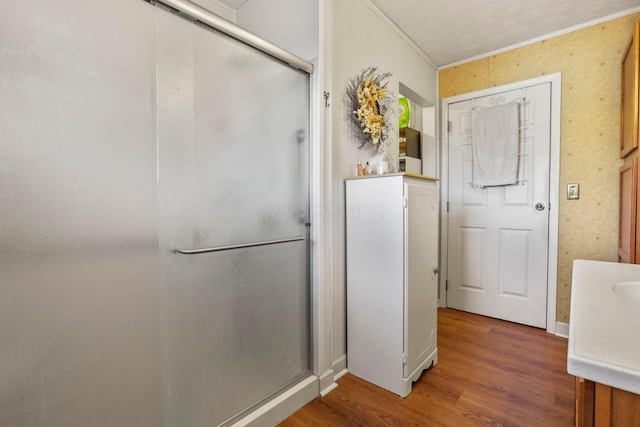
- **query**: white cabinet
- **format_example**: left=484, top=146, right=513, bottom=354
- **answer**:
left=345, top=173, right=439, bottom=397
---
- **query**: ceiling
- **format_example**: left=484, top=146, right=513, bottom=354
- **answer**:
left=218, top=0, right=640, bottom=67
left=370, top=0, right=640, bottom=67
left=218, top=0, right=249, bottom=9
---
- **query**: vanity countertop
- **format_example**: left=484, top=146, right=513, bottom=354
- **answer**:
left=568, top=259, right=640, bottom=394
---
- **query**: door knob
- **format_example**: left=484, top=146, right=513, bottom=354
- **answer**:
left=535, top=202, right=546, bottom=211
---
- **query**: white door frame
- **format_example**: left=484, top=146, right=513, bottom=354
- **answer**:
left=439, top=73, right=561, bottom=334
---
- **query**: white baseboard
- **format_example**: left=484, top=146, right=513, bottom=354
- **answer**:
left=332, top=355, right=348, bottom=381
left=230, top=376, right=318, bottom=427
left=316, top=355, right=348, bottom=397
left=555, top=321, right=569, bottom=338
left=320, top=380, right=338, bottom=397
left=334, top=367, right=348, bottom=381
left=318, top=369, right=337, bottom=396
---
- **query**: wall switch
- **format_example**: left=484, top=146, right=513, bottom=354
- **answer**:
left=567, top=183, right=579, bottom=200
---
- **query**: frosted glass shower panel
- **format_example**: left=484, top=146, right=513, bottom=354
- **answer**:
left=156, top=12, right=310, bottom=251
left=156, top=6, right=311, bottom=426
left=0, top=0, right=161, bottom=425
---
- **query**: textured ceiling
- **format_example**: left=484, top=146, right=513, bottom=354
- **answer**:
left=215, top=0, right=640, bottom=67
left=370, top=0, right=640, bottom=67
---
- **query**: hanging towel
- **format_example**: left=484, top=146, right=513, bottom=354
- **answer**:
left=471, top=102, right=520, bottom=187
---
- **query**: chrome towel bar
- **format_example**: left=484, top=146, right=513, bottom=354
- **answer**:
left=175, top=236, right=305, bottom=255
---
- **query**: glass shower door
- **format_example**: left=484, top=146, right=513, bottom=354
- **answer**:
left=156, top=6, right=311, bottom=426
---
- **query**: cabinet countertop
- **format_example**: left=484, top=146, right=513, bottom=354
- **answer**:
left=568, top=259, right=640, bottom=394
left=345, top=172, right=439, bottom=182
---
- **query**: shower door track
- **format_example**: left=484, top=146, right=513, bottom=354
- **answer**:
left=155, top=0, right=313, bottom=74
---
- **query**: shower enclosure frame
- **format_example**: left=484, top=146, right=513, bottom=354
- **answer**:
left=151, top=0, right=326, bottom=425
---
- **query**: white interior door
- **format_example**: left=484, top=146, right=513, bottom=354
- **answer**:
left=446, top=82, right=551, bottom=328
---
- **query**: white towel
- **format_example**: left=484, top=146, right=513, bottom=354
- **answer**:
left=471, top=103, right=520, bottom=187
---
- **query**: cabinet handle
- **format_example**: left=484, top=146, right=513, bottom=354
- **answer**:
left=432, top=265, right=439, bottom=279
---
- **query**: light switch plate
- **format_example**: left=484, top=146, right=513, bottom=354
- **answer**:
left=567, top=183, right=579, bottom=200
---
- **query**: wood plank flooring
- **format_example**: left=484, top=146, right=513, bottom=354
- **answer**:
left=280, top=308, right=574, bottom=426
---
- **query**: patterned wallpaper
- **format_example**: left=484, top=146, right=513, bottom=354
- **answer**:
left=439, top=13, right=640, bottom=323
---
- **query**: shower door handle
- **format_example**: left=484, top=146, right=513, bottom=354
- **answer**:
left=175, top=236, right=305, bottom=255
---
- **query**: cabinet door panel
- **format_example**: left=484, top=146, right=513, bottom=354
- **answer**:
left=619, top=155, right=637, bottom=263
left=621, top=22, right=640, bottom=158
left=404, top=179, right=438, bottom=377
left=575, top=377, right=595, bottom=427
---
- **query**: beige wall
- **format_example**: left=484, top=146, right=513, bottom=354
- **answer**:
left=439, top=13, right=640, bottom=323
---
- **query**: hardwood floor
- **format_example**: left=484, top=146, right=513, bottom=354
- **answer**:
left=280, top=308, right=574, bottom=426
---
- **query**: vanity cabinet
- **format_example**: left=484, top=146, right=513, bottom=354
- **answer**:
left=345, top=173, right=439, bottom=397
left=568, top=260, right=640, bottom=427
left=575, top=377, right=640, bottom=427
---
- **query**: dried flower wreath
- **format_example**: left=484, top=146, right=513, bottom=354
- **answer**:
left=345, top=67, right=394, bottom=151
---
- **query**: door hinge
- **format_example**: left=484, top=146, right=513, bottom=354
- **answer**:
left=446, top=280, right=448, bottom=291
left=402, top=353, right=407, bottom=365
left=403, top=197, right=408, bottom=209
left=447, top=201, right=449, bottom=212
left=323, top=91, right=330, bottom=107
left=447, top=121, right=451, bottom=132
